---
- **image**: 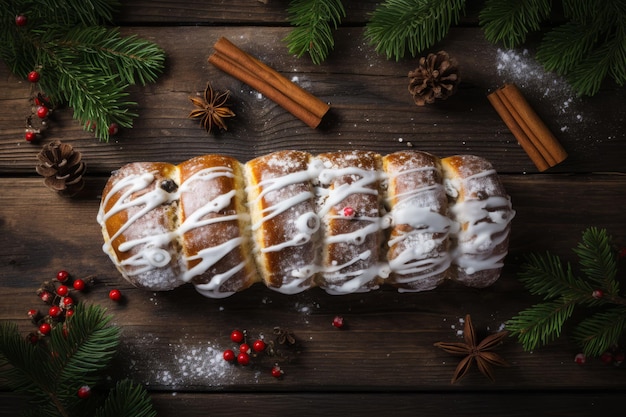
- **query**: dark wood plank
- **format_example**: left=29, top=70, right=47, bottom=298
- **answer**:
left=1, top=391, right=623, bottom=417
left=1, top=27, right=623, bottom=174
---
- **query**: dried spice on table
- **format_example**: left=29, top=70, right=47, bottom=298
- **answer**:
left=434, top=314, right=509, bottom=383
left=188, top=82, right=235, bottom=133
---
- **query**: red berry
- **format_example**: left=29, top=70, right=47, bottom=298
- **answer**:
left=25, top=131, right=37, bottom=142
left=239, top=343, right=251, bottom=354
left=48, top=306, right=62, bottom=318
left=27, top=309, right=38, bottom=318
left=39, top=290, right=53, bottom=303
left=252, top=339, right=266, bottom=352
left=77, top=385, right=91, bottom=399
left=574, top=353, right=586, bottom=365
left=614, top=352, right=625, bottom=365
left=27, top=333, right=39, bottom=344
left=332, top=316, right=344, bottom=328
left=27, top=71, right=40, bottom=83
left=619, top=248, right=626, bottom=259
left=237, top=352, right=250, bottom=365
left=342, top=206, right=355, bottom=218
left=223, top=349, right=236, bottom=362
left=230, top=329, right=244, bottom=343
left=271, top=365, right=283, bottom=378
left=15, top=15, right=27, bottom=26
left=109, top=289, right=122, bottom=301
left=36, top=106, right=49, bottom=118
left=39, top=323, right=52, bottom=335
left=600, top=352, right=614, bottom=364
left=73, top=279, right=86, bottom=291
left=56, top=270, right=70, bottom=282
left=65, top=309, right=74, bottom=319
left=61, top=296, right=74, bottom=308
left=56, top=285, right=69, bottom=296
left=592, top=289, right=604, bottom=299
left=108, top=123, right=119, bottom=135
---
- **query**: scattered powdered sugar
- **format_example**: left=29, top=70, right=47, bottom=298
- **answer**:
left=495, top=48, right=585, bottom=133
left=122, top=333, right=237, bottom=389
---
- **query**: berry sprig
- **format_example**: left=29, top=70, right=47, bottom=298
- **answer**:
left=222, top=327, right=300, bottom=379
left=24, top=70, right=54, bottom=143
left=28, top=270, right=96, bottom=343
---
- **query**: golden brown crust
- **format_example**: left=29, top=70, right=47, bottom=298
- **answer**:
left=383, top=151, right=451, bottom=292
left=98, top=151, right=514, bottom=296
left=178, top=155, right=259, bottom=296
left=316, top=151, right=387, bottom=294
left=245, top=150, right=319, bottom=294
left=99, top=162, right=184, bottom=291
left=440, top=155, right=515, bottom=287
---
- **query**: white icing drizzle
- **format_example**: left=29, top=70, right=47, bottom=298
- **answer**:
left=98, top=165, right=250, bottom=295
left=446, top=169, right=516, bottom=276
left=385, top=165, right=452, bottom=290
left=249, top=158, right=322, bottom=294
left=316, top=162, right=387, bottom=294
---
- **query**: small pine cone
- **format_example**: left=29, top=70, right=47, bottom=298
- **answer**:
left=35, top=141, right=86, bottom=197
left=408, top=51, right=460, bottom=106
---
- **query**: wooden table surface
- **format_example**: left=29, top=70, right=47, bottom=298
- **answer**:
left=1, top=2, right=625, bottom=416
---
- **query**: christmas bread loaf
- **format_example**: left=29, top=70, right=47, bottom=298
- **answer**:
left=97, top=150, right=515, bottom=298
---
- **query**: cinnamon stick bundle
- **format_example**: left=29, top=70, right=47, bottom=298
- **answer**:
left=208, top=37, right=330, bottom=129
left=488, top=83, right=567, bottom=171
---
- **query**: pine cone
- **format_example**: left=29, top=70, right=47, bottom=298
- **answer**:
left=408, top=51, right=460, bottom=106
left=35, top=141, right=86, bottom=197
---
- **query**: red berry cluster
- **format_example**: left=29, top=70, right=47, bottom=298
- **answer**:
left=575, top=347, right=624, bottom=367
left=222, top=329, right=283, bottom=378
left=24, top=70, right=54, bottom=143
left=28, top=270, right=94, bottom=342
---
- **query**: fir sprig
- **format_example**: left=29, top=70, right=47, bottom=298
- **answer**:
left=284, top=0, right=346, bottom=65
left=0, top=0, right=165, bottom=141
left=507, top=227, right=626, bottom=357
left=0, top=303, right=156, bottom=417
left=364, top=0, right=465, bottom=61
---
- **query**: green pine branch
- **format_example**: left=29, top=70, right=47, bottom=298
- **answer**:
left=364, top=0, right=465, bottom=61
left=507, top=227, right=626, bottom=357
left=0, top=303, right=156, bottom=417
left=479, top=0, right=551, bottom=49
left=284, top=0, right=346, bottom=65
left=0, top=0, right=165, bottom=142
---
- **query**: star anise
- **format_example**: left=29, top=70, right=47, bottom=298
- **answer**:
left=273, top=326, right=296, bottom=345
left=188, top=83, right=235, bottom=132
left=434, top=314, right=509, bottom=384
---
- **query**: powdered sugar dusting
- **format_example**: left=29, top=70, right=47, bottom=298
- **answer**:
left=495, top=48, right=585, bottom=133
left=122, top=333, right=237, bottom=388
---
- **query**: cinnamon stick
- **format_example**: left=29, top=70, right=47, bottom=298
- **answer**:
left=208, top=37, right=330, bottom=128
left=488, top=83, right=568, bottom=171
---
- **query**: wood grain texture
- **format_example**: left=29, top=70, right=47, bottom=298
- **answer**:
left=0, top=1, right=624, bottom=415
